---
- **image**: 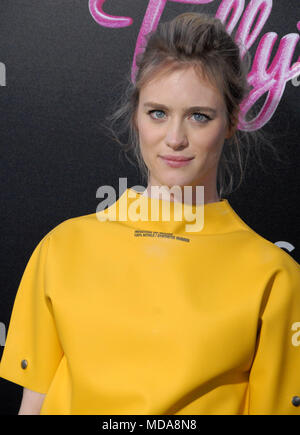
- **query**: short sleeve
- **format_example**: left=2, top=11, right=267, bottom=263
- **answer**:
left=0, top=234, right=63, bottom=394
left=248, top=251, right=300, bottom=414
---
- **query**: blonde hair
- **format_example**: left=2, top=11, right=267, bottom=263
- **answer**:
left=101, top=12, right=288, bottom=198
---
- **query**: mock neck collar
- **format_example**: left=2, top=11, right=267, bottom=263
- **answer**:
left=106, top=188, right=247, bottom=236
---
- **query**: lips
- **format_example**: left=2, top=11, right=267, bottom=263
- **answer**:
left=160, top=155, right=194, bottom=162
left=160, top=155, right=194, bottom=168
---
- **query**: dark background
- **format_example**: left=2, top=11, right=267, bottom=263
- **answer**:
left=0, top=0, right=299, bottom=414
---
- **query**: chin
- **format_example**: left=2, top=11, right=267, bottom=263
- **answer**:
left=156, top=177, right=195, bottom=189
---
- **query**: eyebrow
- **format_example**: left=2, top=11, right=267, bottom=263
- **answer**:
left=143, top=102, right=217, bottom=115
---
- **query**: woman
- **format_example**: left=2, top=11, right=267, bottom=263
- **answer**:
left=1, top=12, right=300, bottom=415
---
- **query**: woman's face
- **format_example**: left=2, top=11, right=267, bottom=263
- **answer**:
left=134, top=65, right=235, bottom=201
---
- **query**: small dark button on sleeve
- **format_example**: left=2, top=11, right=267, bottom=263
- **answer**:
left=21, top=359, right=28, bottom=370
left=292, top=396, right=300, bottom=407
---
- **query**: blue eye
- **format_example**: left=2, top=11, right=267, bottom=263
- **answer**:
left=192, top=113, right=211, bottom=122
left=148, top=110, right=165, bottom=119
left=147, top=110, right=211, bottom=123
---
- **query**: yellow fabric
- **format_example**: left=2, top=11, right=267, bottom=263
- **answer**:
left=0, top=187, right=300, bottom=415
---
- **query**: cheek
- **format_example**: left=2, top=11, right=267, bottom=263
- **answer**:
left=138, top=125, right=161, bottom=156
left=196, top=123, right=227, bottom=150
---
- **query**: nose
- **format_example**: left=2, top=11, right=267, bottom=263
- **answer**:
left=165, top=120, right=188, bottom=150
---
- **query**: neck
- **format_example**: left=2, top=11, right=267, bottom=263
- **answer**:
left=143, top=184, right=220, bottom=206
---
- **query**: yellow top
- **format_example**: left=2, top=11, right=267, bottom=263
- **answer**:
left=0, top=187, right=300, bottom=415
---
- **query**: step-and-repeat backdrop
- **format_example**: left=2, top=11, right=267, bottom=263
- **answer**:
left=0, top=0, right=299, bottom=414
